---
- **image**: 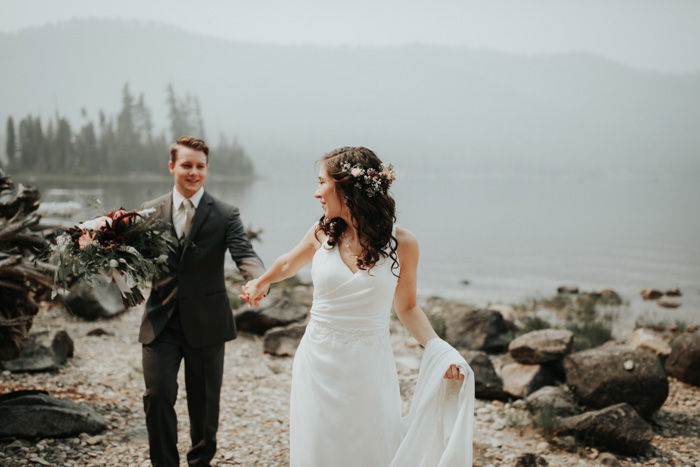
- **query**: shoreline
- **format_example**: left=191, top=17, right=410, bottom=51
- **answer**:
left=1, top=288, right=698, bottom=466
left=9, top=172, right=261, bottom=184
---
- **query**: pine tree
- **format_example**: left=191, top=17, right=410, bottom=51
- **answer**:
left=5, top=117, right=16, bottom=168
left=54, top=116, right=73, bottom=170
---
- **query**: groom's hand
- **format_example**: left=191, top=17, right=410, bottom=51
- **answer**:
left=240, top=280, right=268, bottom=307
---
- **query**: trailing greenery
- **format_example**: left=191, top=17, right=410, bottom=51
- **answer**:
left=566, top=320, right=613, bottom=351
left=516, top=315, right=552, bottom=335
left=514, top=289, right=620, bottom=350
left=4, top=83, right=253, bottom=176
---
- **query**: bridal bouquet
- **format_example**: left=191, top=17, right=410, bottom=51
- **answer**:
left=47, top=208, right=177, bottom=307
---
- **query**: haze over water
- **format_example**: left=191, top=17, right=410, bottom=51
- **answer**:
left=32, top=168, right=700, bottom=328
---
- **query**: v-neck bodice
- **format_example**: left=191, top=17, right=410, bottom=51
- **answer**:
left=309, top=237, right=399, bottom=334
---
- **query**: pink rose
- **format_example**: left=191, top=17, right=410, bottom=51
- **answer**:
left=381, top=167, right=396, bottom=182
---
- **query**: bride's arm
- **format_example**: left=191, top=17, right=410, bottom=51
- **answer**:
left=393, top=227, right=438, bottom=346
left=393, top=227, right=463, bottom=380
left=240, top=224, right=320, bottom=305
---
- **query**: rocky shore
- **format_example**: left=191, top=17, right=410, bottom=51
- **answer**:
left=0, top=280, right=699, bottom=466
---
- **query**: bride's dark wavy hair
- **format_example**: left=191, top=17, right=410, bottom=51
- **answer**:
left=316, top=147, right=399, bottom=276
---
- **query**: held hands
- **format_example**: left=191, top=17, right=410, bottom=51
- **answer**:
left=240, top=279, right=268, bottom=307
left=443, top=364, right=464, bottom=381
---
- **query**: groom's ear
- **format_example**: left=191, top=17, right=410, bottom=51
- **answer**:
left=168, top=159, right=176, bottom=174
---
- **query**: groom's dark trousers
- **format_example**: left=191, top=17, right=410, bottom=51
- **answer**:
left=139, top=191, right=264, bottom=467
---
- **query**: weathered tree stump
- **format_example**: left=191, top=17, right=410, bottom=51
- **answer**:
left=0, top=170, right=54, bottom=361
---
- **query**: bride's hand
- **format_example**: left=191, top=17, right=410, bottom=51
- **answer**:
left=240, top=279, right=268, bottom=307
left=443, top=364, right=464, bottom=380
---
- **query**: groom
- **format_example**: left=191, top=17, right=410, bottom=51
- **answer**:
left=139, top=136, right=265, bottom=466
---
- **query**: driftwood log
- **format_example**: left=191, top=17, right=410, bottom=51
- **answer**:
left=0, top=170, right=54, bottom=361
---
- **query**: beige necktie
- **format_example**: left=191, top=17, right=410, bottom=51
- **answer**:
left=181, top=198, right=195, bottom=239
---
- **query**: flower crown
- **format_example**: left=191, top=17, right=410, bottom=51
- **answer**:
left=341, top=162, right=396, bottom=197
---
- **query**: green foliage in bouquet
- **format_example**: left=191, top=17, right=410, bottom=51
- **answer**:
left=46, top=208, right=177, bottom=307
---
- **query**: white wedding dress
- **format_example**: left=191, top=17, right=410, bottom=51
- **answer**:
left=289, top=235, right=475, bottom=466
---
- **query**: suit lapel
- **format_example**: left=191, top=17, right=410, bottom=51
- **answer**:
left=160, top=193, right=177, bottom=238
left=179, top=191, right=213, bottom=261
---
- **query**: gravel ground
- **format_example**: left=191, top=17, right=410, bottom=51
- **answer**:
left=1, top=302, right=698, bottom=466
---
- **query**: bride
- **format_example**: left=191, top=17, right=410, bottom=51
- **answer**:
left=241, top=147, right=474, bottom=466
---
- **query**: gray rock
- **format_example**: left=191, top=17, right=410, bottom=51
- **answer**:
left=564, top=345, right=668, bottom=417
left=462, top=350, right=509, bottom=400
left=556, top=403, right=654, bottom=455
left=664, top=332, right=700, bottom=386
left=235, top=298, right=308, bottom=335
left=2, top=330, right=74, bottom=372
left=64, top=282, right=126, bottom=320
left=627, top=328, right=671, bottom=358
left=501, top=362, right=553, bottom=398
left=657, top=299, right=681, bottom=309
left=525, top=385, right=579, bottom=417
left=0, top=391, right=107, bottom=437
left=443, top=308, right=515, bottom=354
left=509, top=329, right=574, bottom=364
left=513, top=453, right=548, bottom=466
left=641, top=288, right=663, bottom=300
left=263, top=323, right=307, bottom=356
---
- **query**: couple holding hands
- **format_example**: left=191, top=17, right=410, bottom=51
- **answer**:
left=139, top=137, right=474, bottom=466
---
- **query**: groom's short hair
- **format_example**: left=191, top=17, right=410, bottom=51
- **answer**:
left=170, top=136, right=209, bottom=163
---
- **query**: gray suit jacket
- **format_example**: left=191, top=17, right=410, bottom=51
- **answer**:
left=139, top=191, right=264, bottom=348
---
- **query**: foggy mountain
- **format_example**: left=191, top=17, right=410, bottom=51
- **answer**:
left=2, top=18, right=699, bottom=174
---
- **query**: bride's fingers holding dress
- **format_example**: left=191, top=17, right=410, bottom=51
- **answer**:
left=443, top=364, right=463, bottom=380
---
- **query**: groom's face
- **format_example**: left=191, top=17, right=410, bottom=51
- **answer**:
left=169, top=146, right=208, bottom=198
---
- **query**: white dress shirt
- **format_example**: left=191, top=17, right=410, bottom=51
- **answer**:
left=172, top=187, right=204, bottom=238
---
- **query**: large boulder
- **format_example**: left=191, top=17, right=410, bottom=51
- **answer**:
left=1, top=330, right=74, bottom=372
left=664, top=332, right=700, bottom=386
left=525, top=385, right=579, bottom=417
left=263, top=323, right=307, bottom=357
left=235, top=298, right=308, bottom=335
left=443, top=309, right=515, bottom=353
left=508, top=329, right=574, bottom=364
left=556, top=403, right=654, bottom=455
left=0, top=391, right=107, bottom=437
left=501, top=362, right=553, bottom=398
left=64, top=282, right=126, bottom=320
left=462, top=350, right=509, bottom=400
left=564, top=345, right=668, bottom=417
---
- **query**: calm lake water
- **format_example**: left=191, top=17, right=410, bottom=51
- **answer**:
left=27, top=170, right=700, bottom=328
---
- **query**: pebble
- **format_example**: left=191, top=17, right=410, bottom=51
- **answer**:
left=86, top=435, right=104, bottom=446
left=536, top=441, right=549, bottom=453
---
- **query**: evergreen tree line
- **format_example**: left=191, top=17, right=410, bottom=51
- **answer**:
left=3, top=84, right=254, bottom=176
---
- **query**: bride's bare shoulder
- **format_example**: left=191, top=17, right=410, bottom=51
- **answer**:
left=304, top=222, right=323, bottom=250
left=394, top=226, right=419, bottom=251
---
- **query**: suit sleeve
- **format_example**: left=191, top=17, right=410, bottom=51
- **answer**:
left=225, top=206, right=265, bottom=281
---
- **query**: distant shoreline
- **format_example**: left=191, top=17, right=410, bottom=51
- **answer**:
left=10, top=172, right=259, bottom=184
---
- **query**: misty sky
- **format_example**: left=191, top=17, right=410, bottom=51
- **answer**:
left=1, top=0, right=699, bottom=73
